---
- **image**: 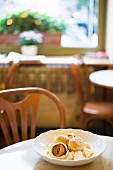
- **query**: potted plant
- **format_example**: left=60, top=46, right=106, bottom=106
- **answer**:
left=19, top=30, right=43, bottom=55
left=0, top=11, right=67, bottom=46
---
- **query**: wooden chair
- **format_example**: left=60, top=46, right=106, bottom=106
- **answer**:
left=0, top=87, right=66, bottom=147
left=5, top=59, right=20, bottom=89
left=70, top=63, right=113, bottom=132
left=0, top=59, right=20, bottom=90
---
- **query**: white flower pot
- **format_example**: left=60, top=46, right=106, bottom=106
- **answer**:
left=21, top=45, right=38, bottom=56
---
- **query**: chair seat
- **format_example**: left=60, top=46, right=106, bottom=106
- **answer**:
left=84, top=102, right=113, bottom=116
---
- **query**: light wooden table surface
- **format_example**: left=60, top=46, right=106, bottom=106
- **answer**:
left=0, top=135, right=113, bottom=170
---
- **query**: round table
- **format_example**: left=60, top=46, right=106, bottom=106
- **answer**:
left=0, top=135, right=113, bottom=170
left=89, top=70, right=113, bottom=89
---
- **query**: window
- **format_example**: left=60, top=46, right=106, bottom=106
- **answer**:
left=0, top=0, right=106, bottom=55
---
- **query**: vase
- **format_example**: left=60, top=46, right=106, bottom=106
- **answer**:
left=21, top=45, right=38, bottom=56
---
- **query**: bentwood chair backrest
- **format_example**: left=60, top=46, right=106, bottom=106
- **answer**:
left=0, top=87, right=66, bottom=146
left=70, top=63, right=88, bottom=110
left=5, top=60, right=20, bottom=89
left=0, top=59, right=20, bottom=90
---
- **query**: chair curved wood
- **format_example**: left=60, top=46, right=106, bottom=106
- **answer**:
left=70, top=63, right=113, bottom=131
left=0, top=59, right=20, bottom=90
left=5, top=59, right=20, bottom=89
left=0, top=87, right=66, bottom=146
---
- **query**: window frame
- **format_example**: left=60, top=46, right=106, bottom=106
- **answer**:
left=0, top=0, right=107, bottom=56
left=38, top=0, right=107, bottom=56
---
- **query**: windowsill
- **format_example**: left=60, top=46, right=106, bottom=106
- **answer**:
left=0, top=44, right=98, bottom=56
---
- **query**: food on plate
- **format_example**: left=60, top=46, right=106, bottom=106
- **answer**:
left=74, top=151, right=86, bottom=160
left=68, top=136, right=84, bottom=151
left=54, top=135, right=69, bottom=146
left=67, top=132, right=75, bottom=139
left=48, top=142, right=69, bottom=159
left=46, top=133, right=94, bottom=160
left=82, top=144, right=94, bottom=158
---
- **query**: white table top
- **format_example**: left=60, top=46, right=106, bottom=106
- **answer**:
left=83, top=56, right=113, bottom=66
left=7, top=52, right=82, bottom=65
left=89, top=70, right=113, bottom=89
left=0, top=135, right=113, bottom=170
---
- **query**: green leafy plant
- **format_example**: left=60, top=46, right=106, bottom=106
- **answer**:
left=0, top=11, right=67, bottom=34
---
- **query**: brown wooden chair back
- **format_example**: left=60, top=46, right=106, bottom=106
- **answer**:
left=5, top=59, right=20, bottom=89
left=0, top=60, right=20, bottom=90
left=70, top=64, right=88, bottom=110
left=0, top=87, right=66, bottom=146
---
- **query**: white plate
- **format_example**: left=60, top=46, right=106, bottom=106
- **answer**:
left=32, top=129, right=106, bottom=166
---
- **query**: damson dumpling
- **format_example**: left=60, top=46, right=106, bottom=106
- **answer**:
left=48, top=142, right=69, bottom=159
left=54, top=135, right=69, bottom=146
left=68, top=136, right=85, bottom=151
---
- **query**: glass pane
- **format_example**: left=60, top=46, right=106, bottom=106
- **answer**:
left=0, top=0, right=98, bottom=48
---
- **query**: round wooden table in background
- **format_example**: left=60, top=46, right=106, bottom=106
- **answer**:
left=89, top=70, right=113, bottom=89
